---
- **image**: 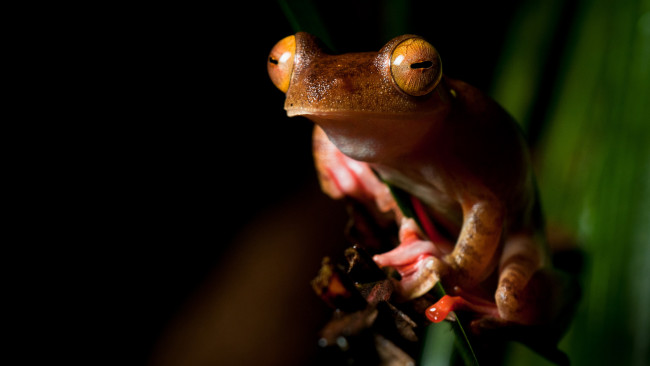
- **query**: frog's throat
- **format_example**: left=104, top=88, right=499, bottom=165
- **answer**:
left=290, top=109, right=443, bottom=164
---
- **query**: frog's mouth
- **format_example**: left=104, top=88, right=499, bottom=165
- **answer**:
left=286, top=107, right=413, bottom=119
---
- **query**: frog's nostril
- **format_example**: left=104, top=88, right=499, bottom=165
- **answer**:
left=411, top=61, right=433, bottom=69
left=269, top=57, right=279, bottom=65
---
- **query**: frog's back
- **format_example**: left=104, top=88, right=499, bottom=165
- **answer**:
left=419, top=77, right=540, bottom=234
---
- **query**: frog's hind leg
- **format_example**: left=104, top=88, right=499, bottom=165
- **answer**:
left=495, top=232, right=548, bottom=325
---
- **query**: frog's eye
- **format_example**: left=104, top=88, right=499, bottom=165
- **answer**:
left=390, top=38, right=442, bottom=96
left=268, top=35, right=296, bottom=93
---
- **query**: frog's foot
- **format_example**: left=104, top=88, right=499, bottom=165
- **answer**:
left=425, top=291, right=500, bottom=323
left=373, top=218, right=444, bottom=299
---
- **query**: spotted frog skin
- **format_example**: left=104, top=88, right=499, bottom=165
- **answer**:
left=268, top=32, right=571, bottom=327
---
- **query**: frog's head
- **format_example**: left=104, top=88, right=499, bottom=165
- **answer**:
left=268, top=32, right=452, bottom=162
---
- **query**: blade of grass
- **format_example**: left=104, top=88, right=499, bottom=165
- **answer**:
left=420, top=316, right=455, bottom=366
left=277, top=0, right=335, bottom=52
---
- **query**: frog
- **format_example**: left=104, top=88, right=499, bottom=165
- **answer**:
left=267, top=32, right=575, bottom=330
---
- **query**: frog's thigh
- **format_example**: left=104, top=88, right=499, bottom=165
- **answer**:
left=495, top=233, right=545, bottom=324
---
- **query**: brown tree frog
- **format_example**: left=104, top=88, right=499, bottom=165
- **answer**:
left=267, top=32, right=573, bottom=328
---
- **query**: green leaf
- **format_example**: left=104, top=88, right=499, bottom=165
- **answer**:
left=491, top=0, right=650, bottom=365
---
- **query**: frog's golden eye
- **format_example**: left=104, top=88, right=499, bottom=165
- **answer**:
left=390, top=38, right=442, bottom=96
left=268, top=35, right=296, bottom=93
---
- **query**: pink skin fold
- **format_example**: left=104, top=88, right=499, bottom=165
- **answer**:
left=316, top=136, right=397, bottom=215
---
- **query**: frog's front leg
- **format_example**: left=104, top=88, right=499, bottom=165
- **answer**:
left=446, top=196, right=505, bottom=288
left=448, top=197, right=553, bottom=325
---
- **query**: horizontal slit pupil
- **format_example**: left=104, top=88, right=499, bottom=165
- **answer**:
left=269, top=57, right=278, bottom=65
left=411, top=61, right=433, bottom=69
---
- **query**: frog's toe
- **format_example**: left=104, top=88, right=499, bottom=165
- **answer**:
left=396, top=255, right=439, bottom=298
left=372, top=237, right=436, bottom=268
left=374, top=249, right=439, bottom=299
